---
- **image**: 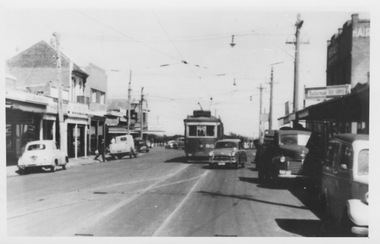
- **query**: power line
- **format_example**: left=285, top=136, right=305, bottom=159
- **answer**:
left=74, top=10, right=181, bottom=62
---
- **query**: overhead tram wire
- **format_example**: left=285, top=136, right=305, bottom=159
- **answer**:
left=153, top=12, right=203, bottom=80
left=74, top=10, right=182, bottom=63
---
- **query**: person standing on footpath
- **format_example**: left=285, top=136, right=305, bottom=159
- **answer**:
left=95, top=138, right=106, bottom=162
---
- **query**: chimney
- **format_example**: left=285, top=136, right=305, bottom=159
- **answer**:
left=338, top=28, right=343, bottom=35
left=352, top=13, right=359, bottom=23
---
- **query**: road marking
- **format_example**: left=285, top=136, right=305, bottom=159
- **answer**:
left=58, top=164, right=191, bottom=236
left=153, top=170, right=209, bottom=236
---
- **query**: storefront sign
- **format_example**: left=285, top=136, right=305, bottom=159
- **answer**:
left=67, top=102, right=88, bottom=116
left=6, top=89, right=50, bottom=105
left=305, top=85, right=351, bottom=99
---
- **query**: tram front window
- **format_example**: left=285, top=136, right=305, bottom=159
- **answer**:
left=188, top=125, right=216, bottom=137
left=206, top=126, right=215, bottom=136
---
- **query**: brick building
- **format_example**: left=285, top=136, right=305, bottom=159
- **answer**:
left=279, top=14, right=370, bottom=151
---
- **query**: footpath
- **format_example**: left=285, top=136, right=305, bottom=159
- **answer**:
left=6, top=154, right=108, bottom=178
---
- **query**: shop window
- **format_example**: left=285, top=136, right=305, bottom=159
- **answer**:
left=91, top=89, right=97, bottom=103
left=100, top=92, right=105, bottom=104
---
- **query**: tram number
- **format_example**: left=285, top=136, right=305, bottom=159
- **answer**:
left=205, top=144, right=214, bottom=149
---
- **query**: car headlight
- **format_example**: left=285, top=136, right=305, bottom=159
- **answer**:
left=280, top=156, right=286, bottom=163
left=209, top=151, right=214, bottom=157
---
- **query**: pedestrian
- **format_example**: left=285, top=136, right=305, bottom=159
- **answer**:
left=95, top=138, right=106, bottom=162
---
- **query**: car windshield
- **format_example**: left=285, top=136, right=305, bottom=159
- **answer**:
left=358, top=149, right=369, bottom=175
left=215, top=141, right=238, bottom=149
left=27, top=144, right=46, bottom=151
left=279, top=134, right=310, bottom=146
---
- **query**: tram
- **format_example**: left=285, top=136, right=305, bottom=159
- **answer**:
left=183, top=110, right=224, bottom=162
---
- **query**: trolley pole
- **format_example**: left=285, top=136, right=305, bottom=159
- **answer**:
left=53, top=32, right=65, bottom=154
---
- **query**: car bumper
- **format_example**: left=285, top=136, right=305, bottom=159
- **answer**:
left=18, top=163, right=51, bottom=169
left=277, top=170, right=308, bottom=178
left=347, top=199, right=368, bottom=236
left=209, top=161, right=237, bottom=167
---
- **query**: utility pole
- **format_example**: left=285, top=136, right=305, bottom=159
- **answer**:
left=53, top=32, right=65, bottom=154
left=268, top=62, right=283, bottom=130
left=269, top=67, right=274, bottom=130
left=286, top=14, right=308, bottom=113
left=127, top=70, right=132, bottom=135
left=257, top=83, right=264, bottom=143
left=139, top=87, right=144, bottom=139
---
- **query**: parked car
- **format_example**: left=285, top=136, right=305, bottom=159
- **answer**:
left=255, top=129, right=312, bottom=183
left=174, top=137, right=185, bottom=149
left=208, top=139, right=247, bottom=169
left=109, top=134, right=137, bottom=159
left=320, top=134, right=368, bottom=237
left=17, top=140, right=68, bottom=173
left=135, top=138, right=150, bottom=153
left=165, top=140, right=176, bottom=149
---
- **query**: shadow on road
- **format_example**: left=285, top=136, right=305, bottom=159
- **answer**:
left=197, top=190, right=308, bottom=211
left=16, top=167, right=63, bottom=175
left=165, top=156, right=211, bottom=165
left=239, top=176, right=327, bottom=229
left=275, top=219, right=323, bottom=237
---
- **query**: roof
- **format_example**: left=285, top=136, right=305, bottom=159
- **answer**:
left=6, top=41, right=88, bottom=87
left=331, top=134, right=369, bottom=143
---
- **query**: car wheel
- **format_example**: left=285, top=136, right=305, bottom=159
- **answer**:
left=258, top=169, right=267, bottom=183
left=51, top=161, right=57, bottom=172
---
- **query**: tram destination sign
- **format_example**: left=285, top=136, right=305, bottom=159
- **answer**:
left=305, top=84, right=351, bottom=100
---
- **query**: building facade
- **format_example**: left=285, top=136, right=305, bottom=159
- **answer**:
left=6, top=41, right=108, bottom=164
left=278, top=14, right=370, bottom=151
left=85, top=63, right=108, bottom=154
left=327, top=14, right=370, bottom=88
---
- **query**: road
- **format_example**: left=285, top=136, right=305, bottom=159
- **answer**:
left=7, top=147, right=324, bottom=237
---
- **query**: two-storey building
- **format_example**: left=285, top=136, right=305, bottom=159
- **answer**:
left=6, top=40, right=108, bottom=163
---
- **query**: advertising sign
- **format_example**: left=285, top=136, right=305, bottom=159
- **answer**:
left=305, top=85, right=351, bottom=100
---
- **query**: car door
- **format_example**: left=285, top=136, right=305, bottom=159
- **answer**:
left=335, top=141, right=353, bottom=220
left=321, top=140, right=341, bottom=216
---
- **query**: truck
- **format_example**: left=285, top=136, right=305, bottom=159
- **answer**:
left=109, top=134, right=137, bottom=159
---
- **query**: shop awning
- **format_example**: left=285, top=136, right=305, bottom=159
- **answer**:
left=278, top=85, right=369, bottom=125
left=108, top=127, right=128, bottom=134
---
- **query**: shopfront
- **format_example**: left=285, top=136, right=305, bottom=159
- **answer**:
left=5, top=90, right=50, bottom=165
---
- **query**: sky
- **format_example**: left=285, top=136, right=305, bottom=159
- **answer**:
left=1, top=0, right=375, bottom=137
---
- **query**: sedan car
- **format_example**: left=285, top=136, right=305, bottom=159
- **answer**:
left=321, top=134, right=368, bottom=237
left=134, top=139, right=150, bottom=153
left=208, top=139, right=247, bottom=169
left=17, top=140, right=69, bottom=173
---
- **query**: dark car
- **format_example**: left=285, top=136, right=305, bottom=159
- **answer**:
left=134, top=139, right=150, bottom=153
left=320, top=134, right=368, bottom=237
left=255, top=129, right=312, bottom=183
left=208, top=139, right=247, bottom=169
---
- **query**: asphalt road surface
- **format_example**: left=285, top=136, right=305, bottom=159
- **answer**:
left=7, top=147, right=324, bottom=237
